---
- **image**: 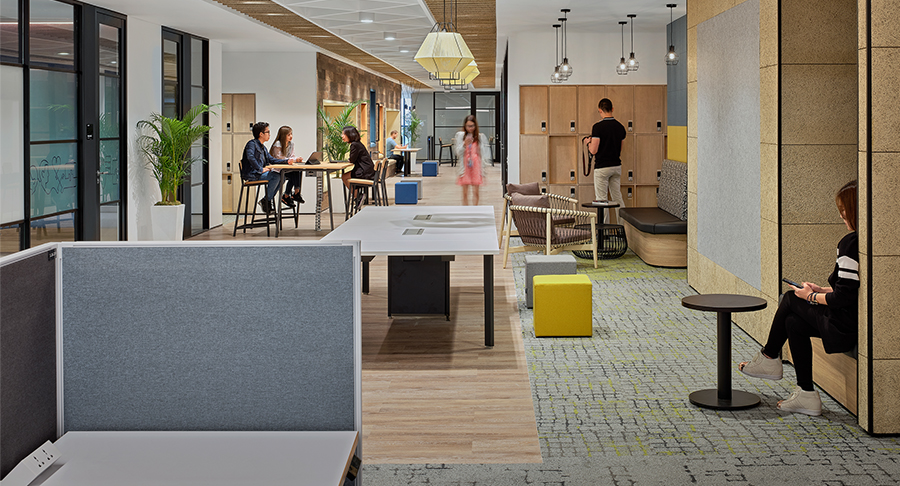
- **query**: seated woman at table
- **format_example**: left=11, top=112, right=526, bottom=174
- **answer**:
left=739, top=180, right=858, bottom=416
left=269, top=125, right=304, bottom=208
left=340, top=126, right=375, bottom=207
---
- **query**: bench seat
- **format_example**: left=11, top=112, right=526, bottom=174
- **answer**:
left=618, top=207, right=687, bottom=235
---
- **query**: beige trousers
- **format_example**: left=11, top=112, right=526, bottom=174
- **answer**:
left=593, top=165, right=626, bottom=224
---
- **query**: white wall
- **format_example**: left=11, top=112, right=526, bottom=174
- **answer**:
left=222, top=51, right=318, bottom=209
left=126, top=17, right=162, bottom=240
left=507, top=30, right=668, bottom=184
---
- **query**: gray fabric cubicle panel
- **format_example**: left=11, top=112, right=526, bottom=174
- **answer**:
left=0, top=248, right=58, bottom=479
left=61, top=245, right=356, bottom=433
left=696, top=0, right=762, bottom=289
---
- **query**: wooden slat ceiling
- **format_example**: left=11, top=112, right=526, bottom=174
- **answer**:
left=422, top=0, right=496, bottom=89
left=214, top=0, right=497, bottom=91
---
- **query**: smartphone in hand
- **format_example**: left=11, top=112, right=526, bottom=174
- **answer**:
left=782, top=277, right=803, bottom=288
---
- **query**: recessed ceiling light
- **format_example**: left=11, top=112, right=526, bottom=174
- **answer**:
left=111, top=61, right=117, bottom=64
left=58, top=52, right=70, bottom=56
left=359, top=12, right=374, bottom=23
left=384, top=32, right=396, bottom=40
left=399, top=47, right=409, bottom=53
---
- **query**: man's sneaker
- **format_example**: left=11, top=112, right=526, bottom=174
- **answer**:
left=292, top=192, right=305, bottom=204
left=778, top=387, right=822, bottom=416
left=739, top=349, right=783, bottom=380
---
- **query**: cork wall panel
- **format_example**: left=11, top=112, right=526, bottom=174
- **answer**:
left=317, top=53, right=401, bottom=110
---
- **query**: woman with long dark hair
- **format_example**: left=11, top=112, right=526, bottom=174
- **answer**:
left=453, top=115, right=489, bottom=205
left=739, top=180, right=859, bottom=416
left=269, top=125, right=304, bottom=207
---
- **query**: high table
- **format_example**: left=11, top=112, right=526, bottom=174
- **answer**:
left=392, top=147, right=422, bottom=177
left=322, top=205, right=500, bottom=346
left=268, top=162, right=351, bottom=234
left=574, top=201, right=628, bottom=260
left=682, top=294, right=768, bottom=410
left=31, top=431, right=359, bottom=486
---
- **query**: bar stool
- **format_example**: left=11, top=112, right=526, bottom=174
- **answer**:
left=233, top=162, right=276, bottom=236
left=346, top=159, right=386, bottom=218
left=437, top=137, right=456, bottom=166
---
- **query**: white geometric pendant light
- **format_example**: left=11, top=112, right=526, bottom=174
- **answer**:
left=441, top=60, right=480, bottom=89
left=415, top=0, right=474, bottom=81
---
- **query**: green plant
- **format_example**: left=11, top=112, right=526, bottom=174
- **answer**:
left=317, top=100, right=364, bottom=162
left=404, top=110, right=423, bottom=147
left=137, top=103, right=217, bottom=205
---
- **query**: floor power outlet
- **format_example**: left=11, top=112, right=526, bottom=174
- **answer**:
left=1, top=440, right=61, bottom=486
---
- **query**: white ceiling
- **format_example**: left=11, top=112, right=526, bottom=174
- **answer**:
left=86, top=0, right=686, bottom=88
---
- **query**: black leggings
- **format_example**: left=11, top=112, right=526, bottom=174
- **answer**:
left=762, top=292, right=824, bottom=391
left=284, top=171, right=301, bottom=195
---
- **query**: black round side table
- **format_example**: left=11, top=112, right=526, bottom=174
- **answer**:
left=682, top=294, right=768, bottom=410
left=572, top=202, right=628, bottom=260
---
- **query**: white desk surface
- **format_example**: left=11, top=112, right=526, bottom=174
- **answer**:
left=322, top=205, right=499, bottom=256
left=391, top=147, right=421, bottom=152
left=32, top=431, right=358, bottom=486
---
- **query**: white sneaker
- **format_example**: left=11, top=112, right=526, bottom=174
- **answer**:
left=739, top=349, right=783, bottom=380
left=778, top=387, right=822, bottom=416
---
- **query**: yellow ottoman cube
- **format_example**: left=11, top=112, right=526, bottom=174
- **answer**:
left=533, top=274, right=592, bottom=337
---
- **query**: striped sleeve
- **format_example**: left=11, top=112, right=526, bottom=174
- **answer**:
left=825, top=232, right=859, bottom=309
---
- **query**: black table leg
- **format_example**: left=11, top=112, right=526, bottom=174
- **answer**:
left=484, top=254, right=494, bottom=347
left=688, top=310, right=760, bottom=410
left=362, top=256, right=372, bottom=294
left=403, top=153, right=411, bottom=177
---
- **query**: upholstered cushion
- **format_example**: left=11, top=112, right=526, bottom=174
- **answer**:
left=510, top=193, right=549, bottom=239
left=618, top=207, right=687, bottom=234
left=656, top=159, right=688, bottom=221
left=507, top=182, right=541, bottom=195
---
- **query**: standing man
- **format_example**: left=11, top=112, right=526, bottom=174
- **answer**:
left=585, top=98, right=627, bottom=223
left=385, top=130, right=406, bottom=173
left=240, top=121, right=300, bottom=214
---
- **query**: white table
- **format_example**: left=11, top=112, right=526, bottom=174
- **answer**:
left=322, top=205, right=500, bottom=346
left=31, top=431, right=359, bottom=486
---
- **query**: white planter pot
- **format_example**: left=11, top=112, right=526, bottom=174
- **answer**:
left=150, top=204, right=185, bottom=241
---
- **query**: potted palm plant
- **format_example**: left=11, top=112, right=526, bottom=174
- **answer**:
left=404, top=109, right=423, bottom=148
left=317, top=100, right=364, bottom=162
left=137, top=103, right=216, bottom=240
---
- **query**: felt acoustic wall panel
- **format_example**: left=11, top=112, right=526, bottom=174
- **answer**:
left=696, top=0, right=762, bottom=289
left=61, top=244, right=357, bottom=433
left=0, top=247, right=57, bottom=479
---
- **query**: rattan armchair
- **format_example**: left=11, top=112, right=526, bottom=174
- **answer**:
left=498, top=191, right=578, bottom=247
left=502, top=197, right=598, bottom=269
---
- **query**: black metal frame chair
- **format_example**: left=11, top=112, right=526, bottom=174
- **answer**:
left=233, top=162, right=277, bottom=236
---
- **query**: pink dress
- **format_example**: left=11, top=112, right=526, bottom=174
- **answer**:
left=457, top=141, right=483, bottom=186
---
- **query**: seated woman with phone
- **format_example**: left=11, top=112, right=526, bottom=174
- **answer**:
left=738, top=180, right=859, bottom=416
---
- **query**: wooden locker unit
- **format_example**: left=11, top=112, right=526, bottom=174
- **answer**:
left=520, top=86, right=549, bottom=134
left=634, top=185, right=659, bottom=208
left=548, top=136, right=578, bottom=185
left=519, top=135, right=549, bottom=185
left=548, top=86, right=578, bottom=135
left=222, top=174, right=234, bottom=211
left=221, top=94, right=233, bottom=135
left=633, top=85, right=667, bottom=134
left=577, top=184, right=596, bottom=206
left=622, top=185, right=635, bottom=207
left=606, top=85, right=634, bottom=134
left=222, top=133, right=233, bottom=174
left=550, top=184, right=578, bottom=200
left=577, top=85, right=607, bottom=134
left=634, top=134, right=665, bottom=185
left=232, top=94, right=256, bottom=133
left=620, top=134, right=635, bottom=183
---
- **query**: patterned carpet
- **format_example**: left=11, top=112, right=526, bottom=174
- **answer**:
left=362, top=247, right=900, bottom=485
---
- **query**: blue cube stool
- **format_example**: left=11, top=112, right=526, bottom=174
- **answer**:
left=422, top=161, right=438, bottom=177
left=395, top=181, right=418, bottom=204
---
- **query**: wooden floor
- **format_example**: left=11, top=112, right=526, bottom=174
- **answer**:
left=194, top=163, right=542, bottom=464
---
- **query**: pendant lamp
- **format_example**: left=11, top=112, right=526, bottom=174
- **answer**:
left=616, top=21, right=628, bottom=75
left=626, top=14, right=639, bottom=72
left=557, top=9, right=573, bottom=79
left=415, top=0, right=474, bottom=81
left=666, top=4, right=679, bottom=65
left=441, top=60, right=480, bottom=89
left=551, top=24, right=563, bottom=83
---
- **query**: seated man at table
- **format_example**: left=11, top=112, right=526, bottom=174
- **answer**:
left=240, top=121, right=300, bottom=214
left=385, top=130, right=406, bottom=173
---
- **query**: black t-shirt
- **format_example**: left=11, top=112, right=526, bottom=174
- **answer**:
left=590, top=118, right=627, bottom=169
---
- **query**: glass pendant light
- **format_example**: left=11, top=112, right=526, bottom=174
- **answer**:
left=616, top=21, right=628, bottom=75
left=666, top=4, right=679, bottom=66
left=626, top=14, right=639, bottom=72
left=551, top=24, right=563, bottom=83
left=557, top=9, right=573, bottom=79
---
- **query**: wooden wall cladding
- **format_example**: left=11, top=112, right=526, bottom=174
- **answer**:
left=317, top=53, right=401, bottom=109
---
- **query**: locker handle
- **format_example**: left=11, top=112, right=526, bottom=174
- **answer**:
left=570, top=170, right=575, bottom=181
left=541, top=187, right=547, bottom=194
left=226, top=122, right=231, bottom=131
left=570, top=121, right=576, bottom=132
left=226, top=175, right=232, bottom=183
left=541, top=171, right=547, bottom=182
left=627, top=188, right=633, bottom=197
left=657, top=121, right=662, bottom=132
left=226, top=162, right=231, bottom=172
left=627, top=170, right=633, bottom=181
left=570, top=187, right=576, bottom=197
left=541, top=121, right=547, bottom=132
left=627, top=120, right=633, bottom=132
left=657, top=170, right=661, bottom=181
